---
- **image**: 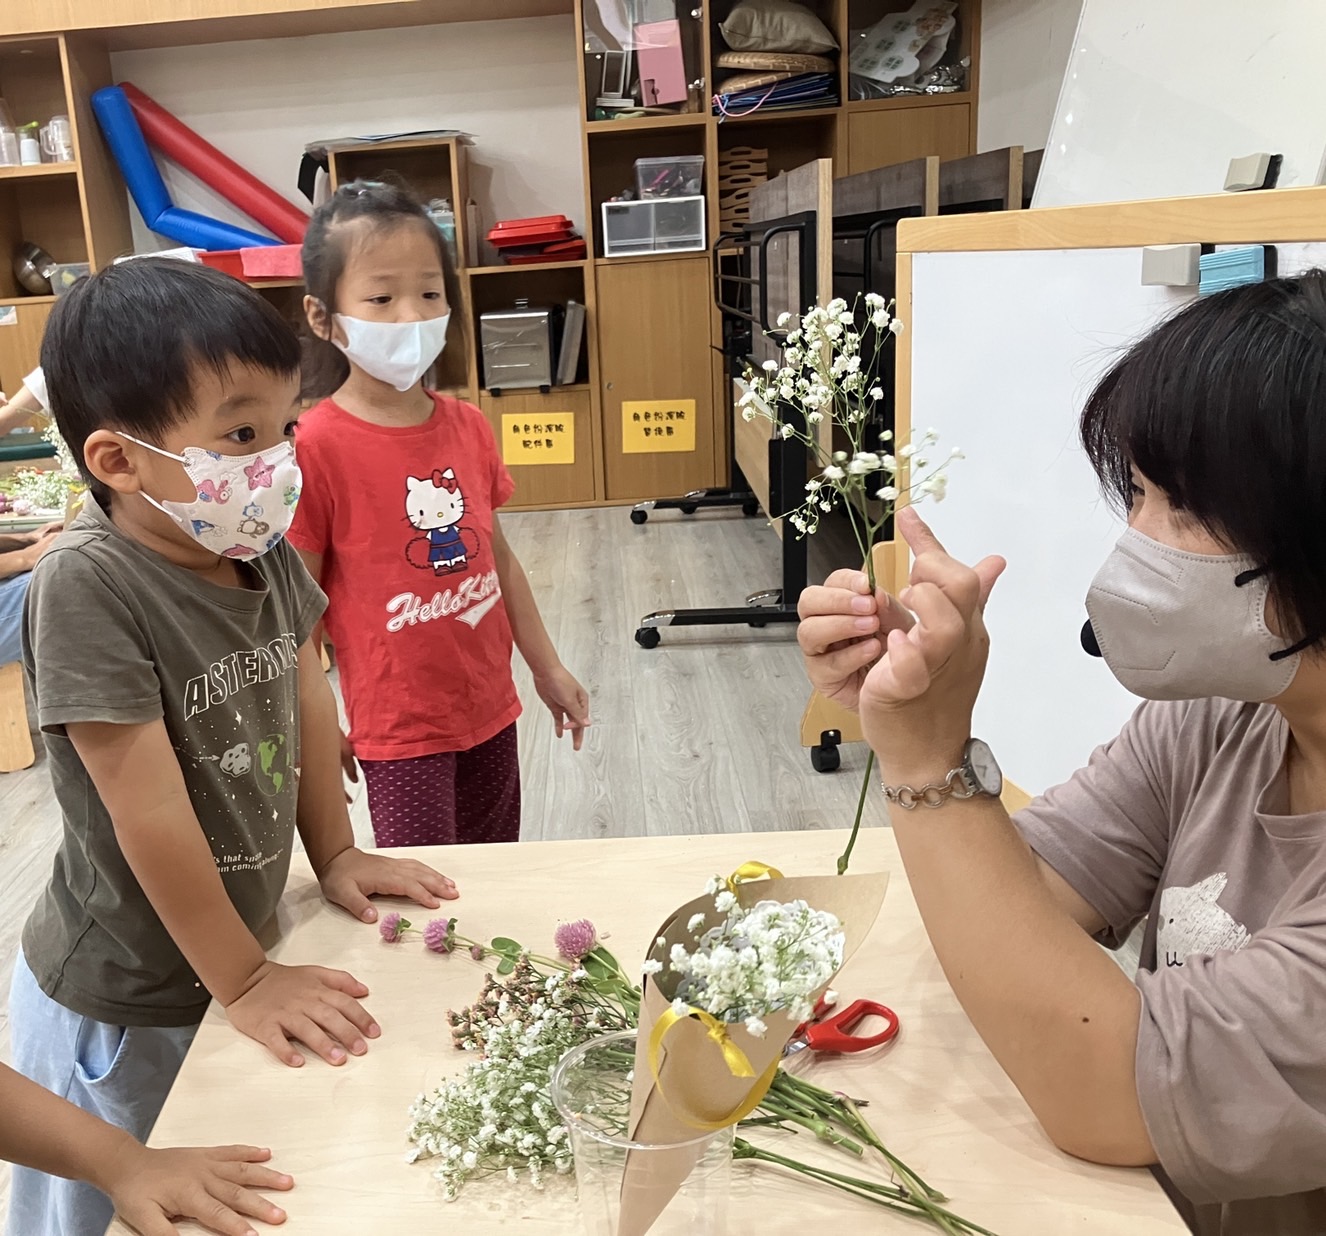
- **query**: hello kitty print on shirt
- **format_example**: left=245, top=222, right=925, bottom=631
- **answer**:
left=389, top=465, right=501, bottom=633
left=407, top=469, right=474, bottom=574
left=1158, top=872, right=1251, bottom=968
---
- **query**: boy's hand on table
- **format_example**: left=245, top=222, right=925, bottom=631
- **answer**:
left=317, top=846, right=459, bottom=924
left=223, top=960, right=378, bottom=1068
left=105, top=1142, right=293, bottom=1236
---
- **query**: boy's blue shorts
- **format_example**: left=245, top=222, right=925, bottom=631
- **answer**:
left=5, top=951, right=198, bottom=1236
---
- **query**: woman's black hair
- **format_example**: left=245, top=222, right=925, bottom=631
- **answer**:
left=300, top=177, right=466, bottom=400
left=1081, top=269, right=1326, bottom=650
left=42, top=257, right=300, bottom=505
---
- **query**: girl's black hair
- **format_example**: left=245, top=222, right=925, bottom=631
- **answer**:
left=42, top=257, right=300, bottom=505
left=300, top=177, right=466, bottom=400
left=1081, top=269, right=1326, bottom=650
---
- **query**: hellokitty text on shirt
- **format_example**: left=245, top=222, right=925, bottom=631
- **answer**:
left=288, top=394, right=521, bottom=760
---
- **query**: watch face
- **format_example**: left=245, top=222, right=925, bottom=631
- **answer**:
left=966, top=739, right=1003, bottom=796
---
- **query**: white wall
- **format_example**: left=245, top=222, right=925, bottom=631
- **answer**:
left=976, top=0, right=1081, bottom=153
left=109, top=16, right=585, bottom=253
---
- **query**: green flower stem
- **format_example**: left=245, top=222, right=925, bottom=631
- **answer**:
left=837, top=750, right=876, bottom=876
left=770, top=1074, right=949, bottom=1207
left=734, top=1140, right=999, bottom=1236
left=749, top=1098, right=866, bottom=1156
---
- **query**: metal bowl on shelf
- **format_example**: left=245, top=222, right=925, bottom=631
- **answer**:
left=14, top=242, right=59, bottom=296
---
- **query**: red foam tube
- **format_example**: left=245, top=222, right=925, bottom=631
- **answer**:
left=121, top=82, right=308, bottom=244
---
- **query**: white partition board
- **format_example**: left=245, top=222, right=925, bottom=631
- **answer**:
left=1036, top=0, right=1326, bottom=208
left=911, top=243, right=1326, bottom=793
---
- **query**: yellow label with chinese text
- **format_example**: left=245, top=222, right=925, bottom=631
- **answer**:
left=501, top=413, right=575, bottom=466
left=621, top=400, right=697, bottom=453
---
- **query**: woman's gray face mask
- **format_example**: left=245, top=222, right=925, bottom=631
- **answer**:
left=1084, top=528, right=1301, bottom=702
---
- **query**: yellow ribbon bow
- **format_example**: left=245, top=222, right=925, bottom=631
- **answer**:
left=724, top=861, right=784, bottom=896
left=648, top=1004, right=781, bottom=1132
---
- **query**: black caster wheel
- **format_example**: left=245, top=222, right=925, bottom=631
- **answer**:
left=630, top=509, right=649, bottom=525
left=680, top=503, right=699, bottom=516
left=741, top=498, right=760, bottom=517
left=635, top=627, right=661, bottom=649
left=811, top=743, right=841, bottom=773
left=748, top=620, right=767, bottom=629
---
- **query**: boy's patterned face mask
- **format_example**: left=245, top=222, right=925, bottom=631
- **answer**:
left=118, top=433, right=302, bottom=561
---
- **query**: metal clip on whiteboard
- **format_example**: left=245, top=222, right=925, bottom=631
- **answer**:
left=1141, top=244, right=1201, bottom=287
left=1198, top=246, right=1276, bottom=296
left=1224, top=153, right=1282, bottom=192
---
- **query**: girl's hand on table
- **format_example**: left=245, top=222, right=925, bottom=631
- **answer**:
left=799, top=508, right=1005, bottom=773
left=533, top=666, right=591, bottom=751
left=223, top=960, right=377, bottom=1068
left=107, top=1143, right=292, bottom=1236
left=317, top=845, right=459, bottom=923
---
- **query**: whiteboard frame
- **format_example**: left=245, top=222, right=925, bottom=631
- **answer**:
left=889, top=188, right=1326, bottom=791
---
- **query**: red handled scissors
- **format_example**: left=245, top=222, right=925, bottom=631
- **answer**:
left=783, top=991, right=900, bottom=1059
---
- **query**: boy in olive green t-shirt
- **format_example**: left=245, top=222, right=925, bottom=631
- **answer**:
left=7, top=259, right=460, bottom=1236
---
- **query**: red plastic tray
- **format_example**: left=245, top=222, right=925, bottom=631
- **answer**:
left=502, top=239, right=588, bottom=265
left=198, top=249, right=244, bottom=277
left=492, top=214, right=572, bottom=231
left=489, top=227, right=575, bottom=248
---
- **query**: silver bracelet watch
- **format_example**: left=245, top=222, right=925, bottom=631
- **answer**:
left=881, top=739, right=1003, bottom=810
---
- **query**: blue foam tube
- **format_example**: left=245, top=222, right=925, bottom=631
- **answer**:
left=91, top=85, right=278, bottom=251
left=91, top=85, right=171, bottom=223
left=155, top=207, right=277, bottom=250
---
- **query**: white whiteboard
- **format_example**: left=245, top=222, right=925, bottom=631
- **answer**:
left=911, top=243, right=1326, bottom=793
left=1035, top=0, right=1326, bottom=208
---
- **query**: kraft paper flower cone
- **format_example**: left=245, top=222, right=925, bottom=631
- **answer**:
left=616, top=867, right=889, bottom=1236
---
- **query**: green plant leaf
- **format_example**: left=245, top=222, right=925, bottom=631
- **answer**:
left=490, top=937, right=523, bottom=955
left=580, top=953, right=614, bottom=980
left=495, top=956, right=516, bottom=975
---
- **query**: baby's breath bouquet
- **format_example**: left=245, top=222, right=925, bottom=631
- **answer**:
left=648, top=880, right=846, bottom=1037
left=739, top=293, right=962, bottom=873
left=10, top=422, right=84, bottom=512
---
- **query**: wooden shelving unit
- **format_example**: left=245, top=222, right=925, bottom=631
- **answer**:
left=0, top=32, right=131, bottom=404
left=576, top=0, right=981, bottom=503
left=0, top=0, right=980, bottom=508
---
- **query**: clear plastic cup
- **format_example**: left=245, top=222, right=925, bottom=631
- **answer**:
left=0, top=98, right=19, bottom=166
left=551, top=1030, right=733, bottom=1236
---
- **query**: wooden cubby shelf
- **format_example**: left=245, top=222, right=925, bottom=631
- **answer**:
left=575, top=0, right=981, bottom=503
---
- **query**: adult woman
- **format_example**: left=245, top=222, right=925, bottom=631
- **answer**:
left=798, top=271, right=1326, bottom=1235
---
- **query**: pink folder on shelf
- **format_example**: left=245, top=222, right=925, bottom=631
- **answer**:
left=635, top=19, right=687, bottom=107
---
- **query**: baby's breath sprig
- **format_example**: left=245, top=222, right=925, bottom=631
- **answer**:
left=738, top=293, right=964, bottom=875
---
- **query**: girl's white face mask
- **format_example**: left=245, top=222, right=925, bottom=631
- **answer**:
left=1084, top=527, right=1302, bottom=702
left=333, top=313, right=450, bottom=391
left=120, top=433, right=301, bottom=561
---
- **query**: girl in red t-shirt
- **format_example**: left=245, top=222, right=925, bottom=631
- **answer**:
left=288, top=180, right=589, bottom=847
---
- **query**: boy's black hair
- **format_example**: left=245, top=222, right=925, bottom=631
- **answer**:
left=300, top=177, right=465, bottom=401
left=42, top=257, right=301, bottom=505
left=1081, top=269, right=1326, bottom=651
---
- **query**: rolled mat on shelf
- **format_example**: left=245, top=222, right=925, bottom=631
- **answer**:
left=121, top=82, right=308, bottom=244
left=91, top=86, right=278, bottom=251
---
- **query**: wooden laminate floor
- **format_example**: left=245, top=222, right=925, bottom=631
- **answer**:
left=0, top=506, right=879, bottom=1214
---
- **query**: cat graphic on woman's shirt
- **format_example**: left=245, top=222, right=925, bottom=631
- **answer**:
left=406, top=468, right=479, bottom=574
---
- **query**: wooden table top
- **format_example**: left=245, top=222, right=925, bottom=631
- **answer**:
left=109, top=829, right=1183, bottom=1235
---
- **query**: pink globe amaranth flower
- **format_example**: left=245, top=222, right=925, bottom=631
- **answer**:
left=380, top=912, right=407, bottom=943
left=469, top=944, right=486, bottom=962
left=424, top=918, right=453, bottom=954
left=554, top=918, right=597, bottom=961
